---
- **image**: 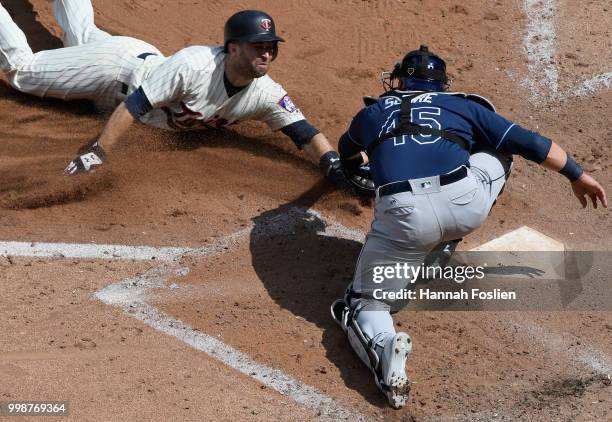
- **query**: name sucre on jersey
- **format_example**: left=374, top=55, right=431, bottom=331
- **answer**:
left=379, top=93, right=443, bottom=145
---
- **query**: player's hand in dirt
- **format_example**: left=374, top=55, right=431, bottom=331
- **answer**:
left=571, top=173, right=607, bottom=209
left=64, top=141, right=107, bottom=176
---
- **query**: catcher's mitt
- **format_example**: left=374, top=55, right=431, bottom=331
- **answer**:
left=342, top=156, right=375, bottom=197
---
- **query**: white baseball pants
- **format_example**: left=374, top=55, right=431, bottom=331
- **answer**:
left=0, top=0, right=160, bottom=109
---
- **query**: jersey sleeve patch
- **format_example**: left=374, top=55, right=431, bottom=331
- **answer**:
left=278, top=95, right=299, bottom=113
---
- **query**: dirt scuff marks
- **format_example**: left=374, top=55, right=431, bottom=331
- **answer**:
left=1, top=171, right=114, bottom=210
left=531, top=375, right=611, bottom=401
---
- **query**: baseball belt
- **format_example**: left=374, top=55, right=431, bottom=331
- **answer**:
left=378, top=165, right=469, bottom=198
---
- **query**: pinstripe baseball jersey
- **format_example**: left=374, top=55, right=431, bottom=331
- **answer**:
left=137, top=46, right=306, bottom=131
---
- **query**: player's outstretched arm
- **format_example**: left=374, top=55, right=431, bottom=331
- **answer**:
left=96, top=102, right=136, bottom=151
left=540, top=142, right=607, bottom=209
left=64, top=103, right=135, bottom=175
left=303, top=132, right=333, bottom=161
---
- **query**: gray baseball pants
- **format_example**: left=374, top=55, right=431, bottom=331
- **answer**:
left=351, top=149, right=509, bottom=318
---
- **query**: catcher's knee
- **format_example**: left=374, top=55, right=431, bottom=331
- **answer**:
left=344, top=283, right=409, bottom=314
left=340, top=283, right=409, bottom=315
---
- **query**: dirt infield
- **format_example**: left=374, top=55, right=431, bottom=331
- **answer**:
left=1, top=0, right=610, bottom=420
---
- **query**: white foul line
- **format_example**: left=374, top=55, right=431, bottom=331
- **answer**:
left=507, top=317, right=612, bottom=375
left=96, top=269, right=363, bottom=422
left=1, top=210, right=366, bottom=420
left=0, top=240, right=193, bottom=261
left=523, top=0, right=558, bottom=102
left=522, top=0, right=611, bottom=103
left=572, top=72, right=612, bottom=97
left=136, top=304, right=362, bottom=420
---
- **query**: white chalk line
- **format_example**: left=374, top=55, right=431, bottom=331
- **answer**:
left=507, top=317, right=612, bottom=375
left=93, top=243, right=365, bottom=421
left=4, top=209, right=610, bottom=416
left=0, top=240, right=193, bottom=261
left=523, top=0, right=558, bottom=103
left=522, top=0, right=611, bottom=103
left=572, top=72, right=612, bottom=97
left=103, top=298, right=362, bottom=421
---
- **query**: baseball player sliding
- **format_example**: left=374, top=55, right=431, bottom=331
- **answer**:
left=0, top=1, right=349, bottom=186
left=334, top=46, right=607, bottom=408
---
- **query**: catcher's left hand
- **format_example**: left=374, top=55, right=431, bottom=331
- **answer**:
left=64, top=141, right=107, bottom=175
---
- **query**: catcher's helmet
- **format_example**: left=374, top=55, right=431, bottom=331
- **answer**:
left=384, top=45, right=448, bottom=92
left=224, top=10, right=284, bottom=58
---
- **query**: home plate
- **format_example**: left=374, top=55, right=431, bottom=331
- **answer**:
left=471, top=226, right=565, bottom=252
left=463, top=226, right=566, bottom=280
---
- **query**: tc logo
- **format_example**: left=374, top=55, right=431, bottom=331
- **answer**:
left=260, top=19, right=272, bottom=31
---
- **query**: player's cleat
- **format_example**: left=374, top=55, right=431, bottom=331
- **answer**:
left=378, top=332, right=412, bottom=409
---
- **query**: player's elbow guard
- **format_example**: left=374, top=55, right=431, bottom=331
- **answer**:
left=280, top=119, right=320, bottom=150
left=124, top=87, right=153, bottom=119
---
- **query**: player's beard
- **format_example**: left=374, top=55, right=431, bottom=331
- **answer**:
left=237, top=53, right=267, bottom=79
left=250, top=62, right=268, bottom=78
left=245, top=59, right=268, bottom=79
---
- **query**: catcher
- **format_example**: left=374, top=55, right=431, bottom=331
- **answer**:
left=0, top=1, right=360, bottom=188
left=332, top=45, right=607, bottom=408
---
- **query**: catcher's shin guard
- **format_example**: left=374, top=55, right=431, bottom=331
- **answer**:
left=331, top=298, right=413, bottom=408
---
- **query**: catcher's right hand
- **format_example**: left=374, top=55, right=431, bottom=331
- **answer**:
left=345, top=163, right=375, bottom=197
left=64, top=141, right=107, bottom=175
left=571, top=173, right=608, bottom=209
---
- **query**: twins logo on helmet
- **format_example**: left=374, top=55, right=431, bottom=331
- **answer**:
left=260, top=19, right=272, bottom=31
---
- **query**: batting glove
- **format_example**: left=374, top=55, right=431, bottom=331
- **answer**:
left=64, top=141, right=107, bottom=175
left=319, top=151, right=351, bottom=189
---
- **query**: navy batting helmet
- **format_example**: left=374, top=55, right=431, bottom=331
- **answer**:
left=385, top=45, right=448, bottom=92
left=224, top=10, right=284, bottom=58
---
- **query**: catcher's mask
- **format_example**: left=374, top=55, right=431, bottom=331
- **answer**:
left=382, top=45, right=449, bottom=92
left=224, top=10, right=284, bottom=60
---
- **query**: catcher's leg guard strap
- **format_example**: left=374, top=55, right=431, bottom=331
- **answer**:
left=332, top=299, right=395, bottom=378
